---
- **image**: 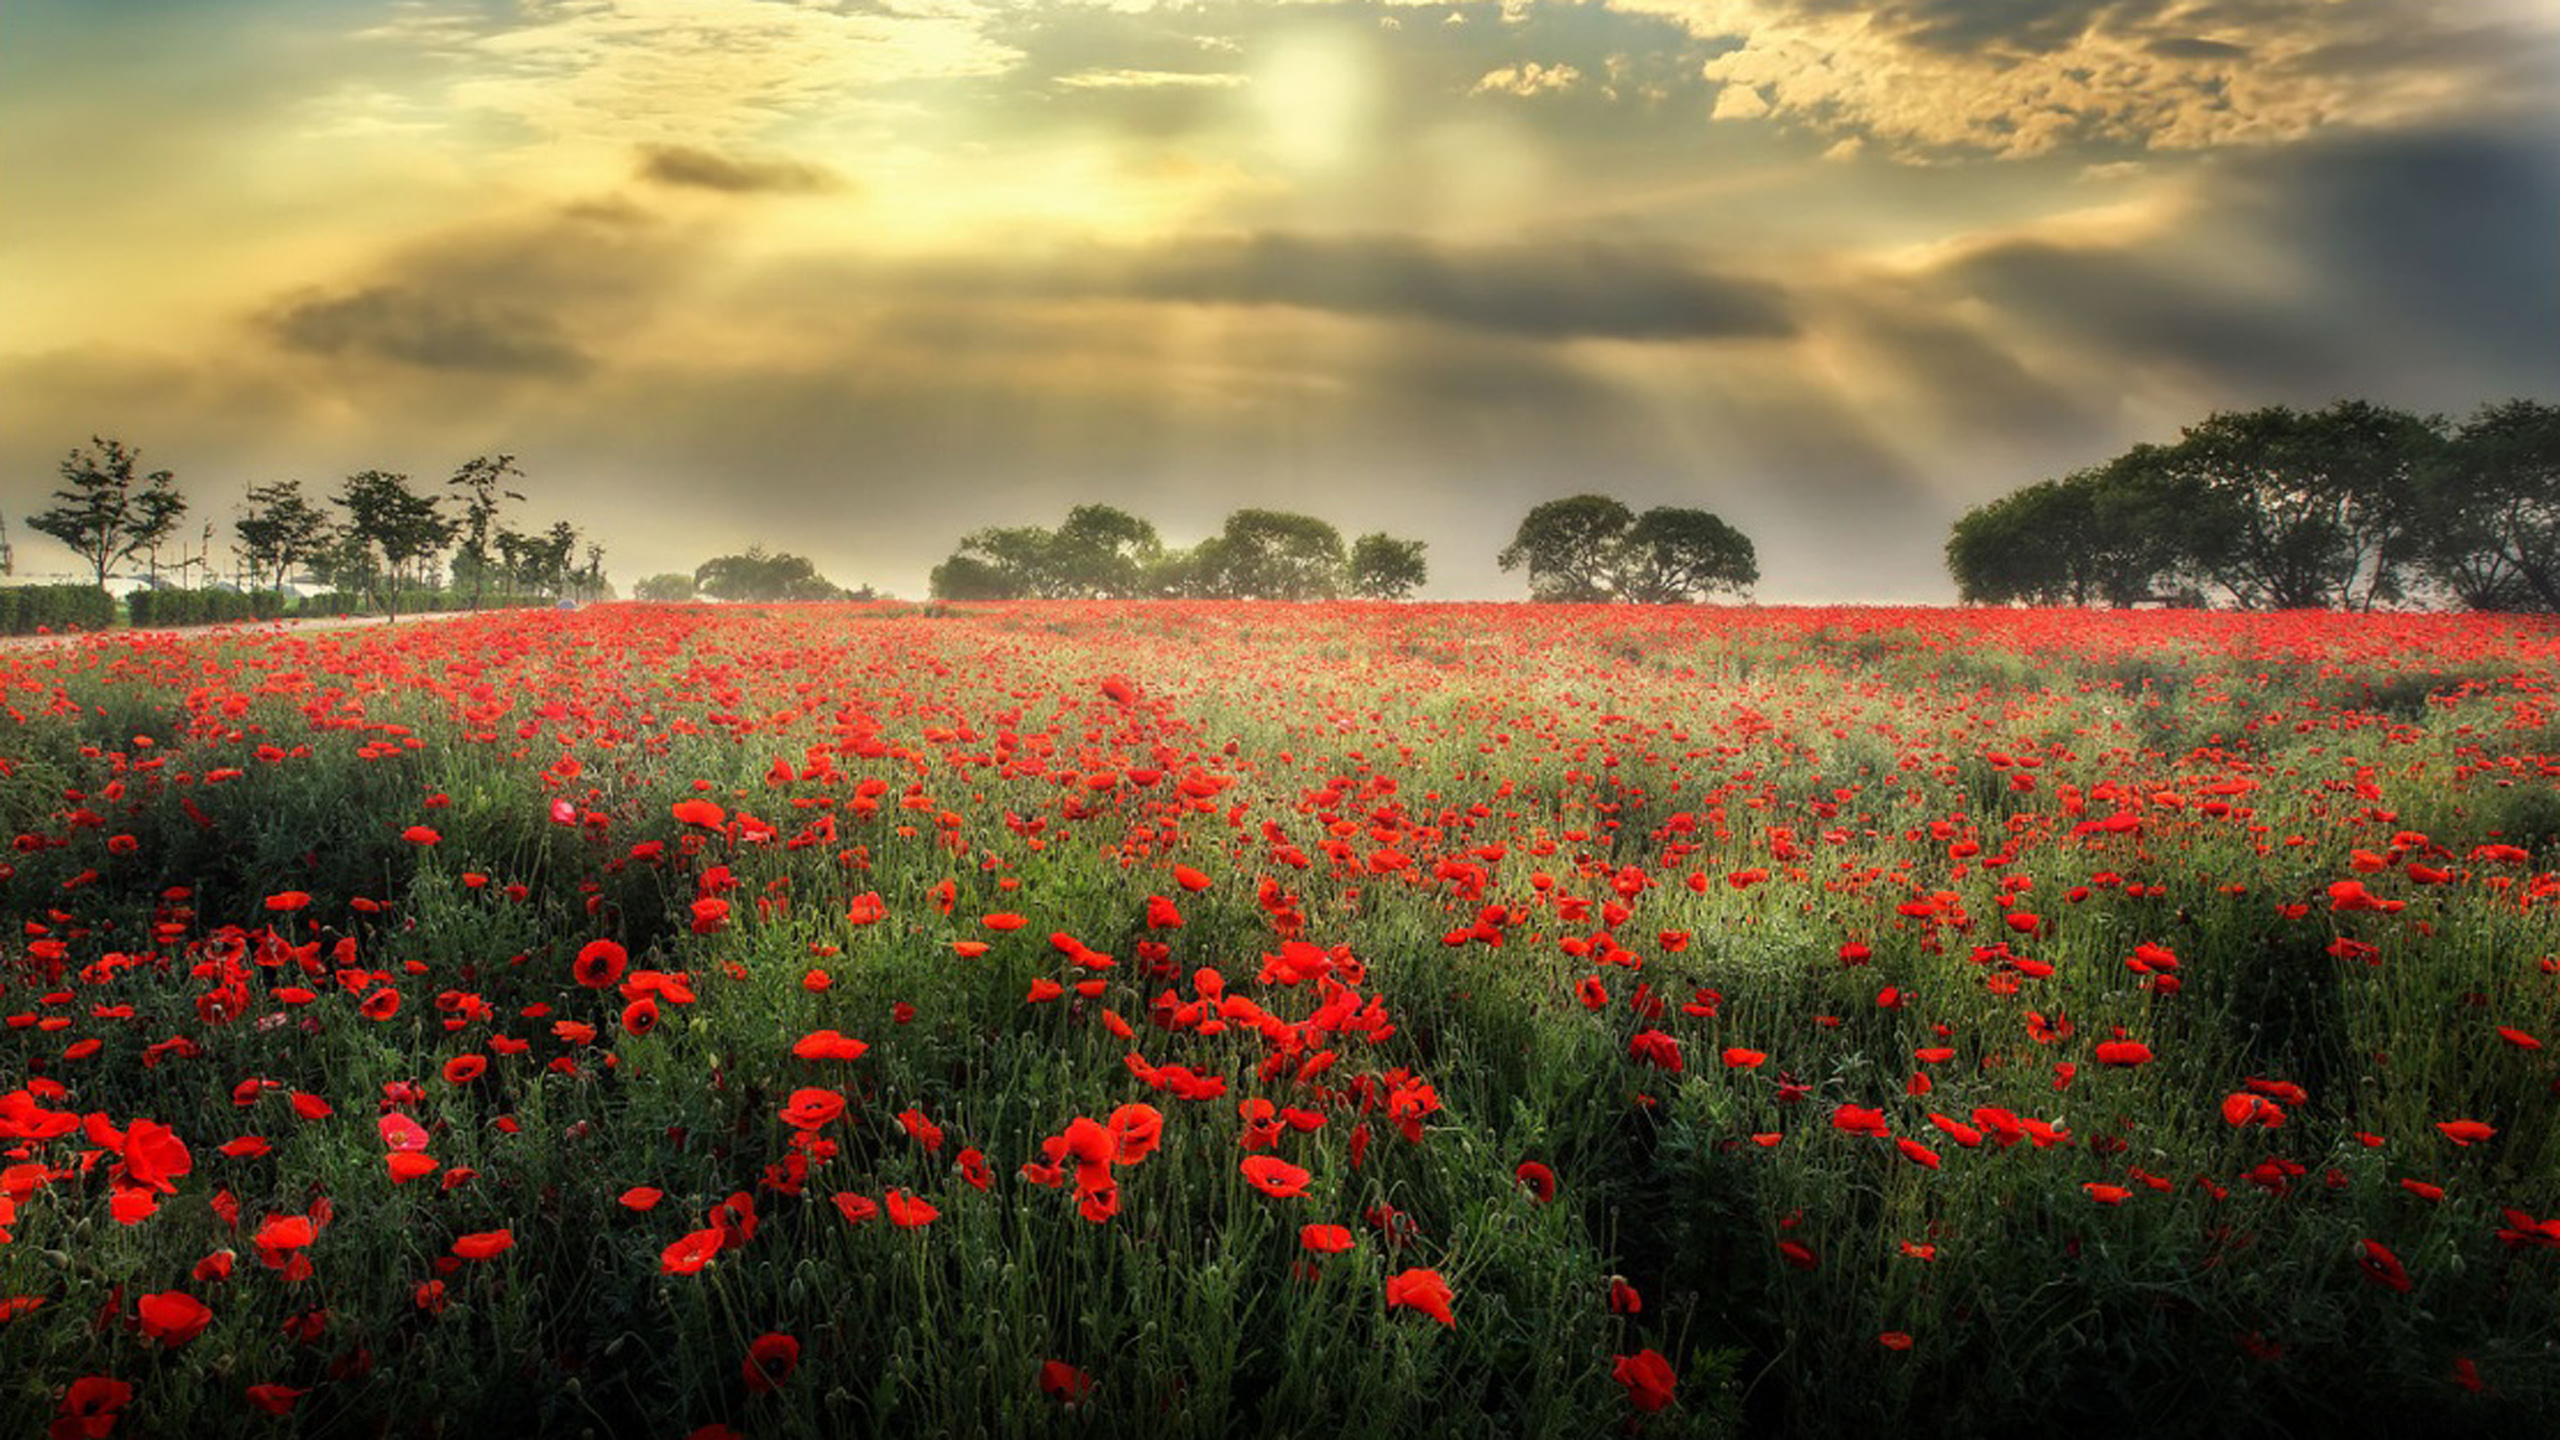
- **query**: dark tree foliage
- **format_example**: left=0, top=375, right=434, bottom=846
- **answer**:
left=1188, top=510, right=1346, bottom=601
left=695, top=547, right=845, bottom=602
left=234, top=481, right=333, bottom=594
left=1499, top=494, right=1757, bottom=603
left=1346, top=532, right=1429, bottom=600
left=1949, top=397, right=2560, bottom=612
left=334, top=470, right=459, bottom=620
left=2414, top=399, right=2560, bottom=611
left=27, top=437, right=187, bottom=589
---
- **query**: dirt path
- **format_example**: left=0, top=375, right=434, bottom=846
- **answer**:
left=0, top=607, right=500, bottom=652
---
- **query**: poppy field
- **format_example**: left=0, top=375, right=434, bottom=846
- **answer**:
left=3, top=601, right=2556, bottom=1439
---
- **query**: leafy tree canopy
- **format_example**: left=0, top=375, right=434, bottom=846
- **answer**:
left=27, top=436, right=187, bottom=588
left=1499, top=494, right=1756, bottom=603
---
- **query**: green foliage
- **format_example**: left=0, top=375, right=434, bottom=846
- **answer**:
left=445, top=454, right=527, bottom=610
left=1188, top=509, right=1347, bottom=601
left=1949, top=396, right=2560, bottom=612
left=1347, top=532, right=1430, bottom=600
left=0, top=583, right=118, bottom=634
left=1500, top=495, right=1756, bottom=602
left=634, top=572, right=698, bottom=602
left=25, top=436, right=188, bottom=588
left=695, top=546, right=849, bottom=601
left=125, top=588, right=288, bottom=628
left=334, top=469, right=460, bottom=619
left=2414, top=399, right=2560, bottom=611
left=2164, top=400, right=2440, bottom=610
left=231, top=481, right=332, bottom=594
left=1946, top=450, right=2202, bottom=606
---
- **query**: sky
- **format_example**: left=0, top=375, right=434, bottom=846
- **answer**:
left=4, top=0, right=2556, bottom=602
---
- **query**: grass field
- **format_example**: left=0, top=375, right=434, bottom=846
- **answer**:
left=3, top=600, right=2556, bottom=1438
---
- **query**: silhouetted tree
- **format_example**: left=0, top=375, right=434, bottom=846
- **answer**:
left=1500, top=494, right=1756, bottom=602
left=1346, top=532, right=1428, bottom=599
left=28, top=437, right=187, bottom=588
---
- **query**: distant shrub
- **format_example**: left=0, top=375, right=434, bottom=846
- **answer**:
left=0, top=584, right=118, bottom=634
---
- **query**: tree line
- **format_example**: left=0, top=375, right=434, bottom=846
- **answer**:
left=927, top=506, right=1430, bottom=602
left=19, top=437, right=608, bottom=619
left=632, top=549, right=874, bottom=604
left=922, top=496, right=1762, bottom=604
left=1945, top=399, right=2560, bottom=611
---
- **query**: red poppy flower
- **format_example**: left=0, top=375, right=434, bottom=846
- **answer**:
left=136, top=1290, right=213, bottom=1348
left=1612, top=1348, right=1676, bottom=1411
left=440, top=1055, right=486, bottom=1084
left=1300, top=1223, right=1355, bottom=1254
left=742, top=1332, right=799, bottom=1394
left=55, top=1376, right=133, bottom=1439
left=661, top=1227, right=723, bottom=1275
left=619, top=1187, right=663, bottom=1211
left=897, top=1108, right=945, bottom=1152
left=621, top=997, right=660, bottom=1036
left=244, top=1384, right=308, bottom=1416
left=670, top=799, right=726, bottom=829
left=1514, top=1161, right=1558, bottom=1203
left=402, top=825, right=441, bottom=846
left=1107, top=1103, right=1163, bottom=1164
left=452, top=1229, right=513, bottom=1261
left=2436, top=1119, right=2495, bottom=1147
left=1038, top=1359, right=1093, bottom=1404
left=1241, top=1156, right=1312, bottom=1198
left=1384, top=1267, right=1454, bottom=1326
left=2357, top=1238, right=2412, bottom=1292
left=572, top=940, right=627, bottom=989
left=884, top=1189, right=939, bottom=1228
left=790, top=1029, right=869, bottom=1062
left=780, top=1088, right=846, bottom=1131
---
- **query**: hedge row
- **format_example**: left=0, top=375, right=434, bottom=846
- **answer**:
left=300, top=588, right=563, bottom=616
left=125, top=588, right=290, bottom=628
left=0, top=584, right=119, bottom=635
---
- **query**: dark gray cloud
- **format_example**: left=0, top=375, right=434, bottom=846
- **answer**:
left=1921, top=124, right=2560, bottom=411
left=1777, top=0, right=2171, bottom=57
left=2216, top=125, right=2560, bottom=385
left=265, top=285, right=591, bottom=376
left=636, top=144, right=839, bottom=194
left=251, top=199, right=699, bottom=380
left=894, top=233, right=1794, bottom=342
left=1940, top=239, right=2348, bottom=394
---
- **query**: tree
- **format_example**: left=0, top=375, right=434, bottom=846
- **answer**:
left=1190, top=509, right=1345, bottom=600
left=234, top=481, right=333, bottom=593
left=927, top=554, right=1023, bottom=601
left=695, top=546, right=843, bottom=602
left=1945, top=450, right=2199, bottom=606
left=2413, top=399, right=2560, bottom=611
left=1499, top=495, right=1635, bottom=602
left=1615, top=507, right=1756, bottom=602
left=1500, top=494, right=1757, bottom=603
left=445, top=455, right=526, bottom=610
left=1346, top=532, right=1429, bottom=599
left=2158, top=401, right=2441, bottom=610
left=334, top=470, right=457, bottom=619
left=1049, top=504, right=1163, bottom=598
left=635, top=572, right=696, bottom=602
left=27, top=437, right=187, bottom=588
